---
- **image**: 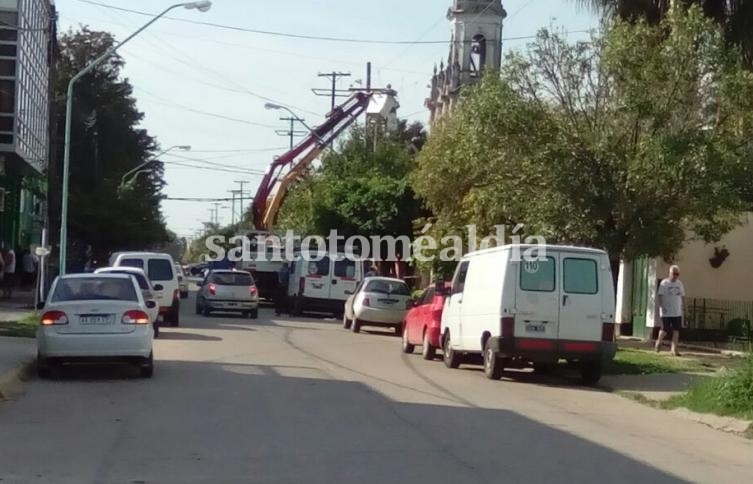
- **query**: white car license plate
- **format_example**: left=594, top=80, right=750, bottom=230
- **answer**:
left=525, top=324, right=546, bottom=333
left=80, top=315, right=114, bottom=325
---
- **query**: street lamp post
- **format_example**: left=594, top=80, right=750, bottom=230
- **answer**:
left=58, top=1, right=212, bottom=275
left=119, top=145, right=191, bottom=191
left=264, top=103, right=324, bottom=145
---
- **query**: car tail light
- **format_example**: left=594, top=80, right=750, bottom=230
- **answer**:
left=40, top=310, right=68, bottom=326
left=602, top=322, right=615, bottom=342
left=122, top=310, right=150, bottom=325
left=363, top=297, right=370, bottom=307
left=208, top=283, right=217, bottom=296
left=502, top=317, right=515, bottom=339
left=249, top=285, right=258, bottom=296
left=298, top=277, right=305, bottom=296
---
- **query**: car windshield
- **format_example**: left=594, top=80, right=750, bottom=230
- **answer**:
left=51, top=277, right=138, bottom=302
left=210, top=273, right=253, bottom=286
left=365, top=280, right=410, bottom=296
left=148, top=259, right=174, bottom=281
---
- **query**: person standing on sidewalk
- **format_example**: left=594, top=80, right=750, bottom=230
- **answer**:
left=656, top=265, right=685, bottom=356
left=1, top=247, right=14, bottom=299
left=274, top=262, right=290, bottom=317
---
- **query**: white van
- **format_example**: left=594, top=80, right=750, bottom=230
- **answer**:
left=111, top=252, right=181, bottom=326
left=287, top=251, right=364, bottom=316
left=441, top=244, right=617, bottom=385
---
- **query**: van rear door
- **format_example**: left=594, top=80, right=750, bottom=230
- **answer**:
left=514, top=255, right=560, bottom=341
left=330, top=258, right=359, bottom=301
left=301, top=256, right=331, bottom=300
left=557, top=253, right=603, bottom=343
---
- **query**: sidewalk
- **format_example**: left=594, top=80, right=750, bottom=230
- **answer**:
left=0, top=288, right=35, bottom=323
left=0, top=336, right=35, bottom=398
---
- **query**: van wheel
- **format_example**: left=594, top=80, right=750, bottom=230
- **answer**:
left=443, top=332, right=461, bottom=369
left=422, top=330, right=436, bottom=360
left=202, top=304, right=212, bottom=317
left=580, top=361, right=603, bottom=386
left=402, top=326, right=415, bottom=354
left=352, top=318, right=362, bottom=333
left=483, top=342, right=503, bottom=380
left=342, top=313, right=352, bottom=330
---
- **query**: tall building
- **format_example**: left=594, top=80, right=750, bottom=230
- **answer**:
left=0, top=0, right=56, bottom=251
left=426, top=0, right=507, bottom=124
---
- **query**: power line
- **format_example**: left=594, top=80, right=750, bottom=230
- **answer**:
left=77, top=0, right=588, bottom=46
left=163, top=153, right=268, bottom=174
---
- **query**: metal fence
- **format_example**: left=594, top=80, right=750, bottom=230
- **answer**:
left=684, top=298, right=752, bottom=350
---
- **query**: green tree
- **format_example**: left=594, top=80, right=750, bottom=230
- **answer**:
left=53, top=28, right=169, bottom=268
left=574, top=0, right=753, bottom=67
left=414, top=7, right=753, bottom=266
left=276, top=121, right=426, bottom=254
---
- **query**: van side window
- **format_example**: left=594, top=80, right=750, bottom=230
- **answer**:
left=334, top=259, right=356, bottom=279
left=120, top=258, right=144, bottom=269
left=563, top=258, right=598, bottom=294
left=520, top=257, right=556, bottom=292
left=452, top=261, right=470, bottom=295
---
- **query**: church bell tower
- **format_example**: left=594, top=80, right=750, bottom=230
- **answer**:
left=428, top=1, right=507, bottom=124
left=448, top=0, right=506, bottom=84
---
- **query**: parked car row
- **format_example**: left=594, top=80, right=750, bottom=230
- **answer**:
left=343, top=245, right=618, bottom=386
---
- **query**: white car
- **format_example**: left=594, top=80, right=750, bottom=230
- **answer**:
left=196, top=270, right=260, bottom=318
left=343, top=277, right=411, bottom=334
left=37, top=273, right=155, bottom=378
left=111, top=252, right=181, bottom=327
left=94, top=267, right=161, bottom=337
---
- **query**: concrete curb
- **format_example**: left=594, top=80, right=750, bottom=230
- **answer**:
left=0, top=358, right=35, bottom=400
left=670, top=408, right=752, bottom=436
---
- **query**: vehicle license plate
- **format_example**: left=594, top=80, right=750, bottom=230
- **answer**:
left=378, top=299, right=398, bottom=305
left=525, top=324, right=546, bottom=333
left=80, top=315, right=114, bottom=325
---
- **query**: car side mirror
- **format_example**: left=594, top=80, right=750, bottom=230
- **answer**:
left=154, top=284, right=164, bottom=291
left=145, top=300, right=157, bottom=309
left=36, top=301, right=45, bottom=310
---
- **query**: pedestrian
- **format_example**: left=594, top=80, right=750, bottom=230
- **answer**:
left=22, top=250, right=36, bottom=290
left=275, top=262, right=290, bottom=316
left=655, top=265, right=685, bottom=356
left=2, top=247, right=15, bottom=298
left=365, top=264, right=378, bottom=278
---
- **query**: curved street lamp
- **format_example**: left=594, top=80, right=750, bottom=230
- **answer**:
left=119, top=145, right=191, bottom=191
left=264, top=103, right=324, bottom=145
left=58, top=1, right=212, bottom=275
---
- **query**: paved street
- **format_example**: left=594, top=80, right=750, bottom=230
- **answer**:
left=0, top=293, right=751, bottom=484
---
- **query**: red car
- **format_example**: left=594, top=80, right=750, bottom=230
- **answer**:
left=401, top=281, right=450, bottom=360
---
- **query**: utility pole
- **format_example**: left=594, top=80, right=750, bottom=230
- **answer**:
left=314, top=71, right=351, bottom=109
left=275, top=117, right=307, bottom=149
left=228, top=189, right=244, bottom=225
left=234, top=180, right=250, bottom=225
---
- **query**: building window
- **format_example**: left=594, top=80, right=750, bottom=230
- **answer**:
left=0, top=79, right=14, bottom=113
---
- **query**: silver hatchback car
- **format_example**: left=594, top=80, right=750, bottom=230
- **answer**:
left=196, top=270, right=259, bottom=319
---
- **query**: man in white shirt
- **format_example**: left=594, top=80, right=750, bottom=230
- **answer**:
left=655, top=265, right=685, bottom=356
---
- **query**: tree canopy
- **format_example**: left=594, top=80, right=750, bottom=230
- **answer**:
left=414, top=7, right=753, bottom=262
left=276, top=121, right=427, bottom=252
left=54, top=28, right=169, bottom=268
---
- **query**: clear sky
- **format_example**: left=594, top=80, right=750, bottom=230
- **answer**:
left=55, top=0, right=598, bottom=239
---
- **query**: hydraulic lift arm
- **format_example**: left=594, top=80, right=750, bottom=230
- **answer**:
left=251, top=91, right=374, bottom=230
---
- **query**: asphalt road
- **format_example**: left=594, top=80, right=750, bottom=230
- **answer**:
left=0, top=293, right=751, bottom=484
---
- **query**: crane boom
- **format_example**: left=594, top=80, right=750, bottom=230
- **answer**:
left=251, top=90, right=392, bottom=230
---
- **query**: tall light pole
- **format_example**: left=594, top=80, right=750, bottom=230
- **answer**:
left=119, top=145, right=191, bottom=190
left=58, top=1, right=212, bottom=275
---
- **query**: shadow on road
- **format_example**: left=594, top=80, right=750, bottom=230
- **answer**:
left=5, top=360, right=688, bottom=483
left=157, top=331, right=223, bottom=342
